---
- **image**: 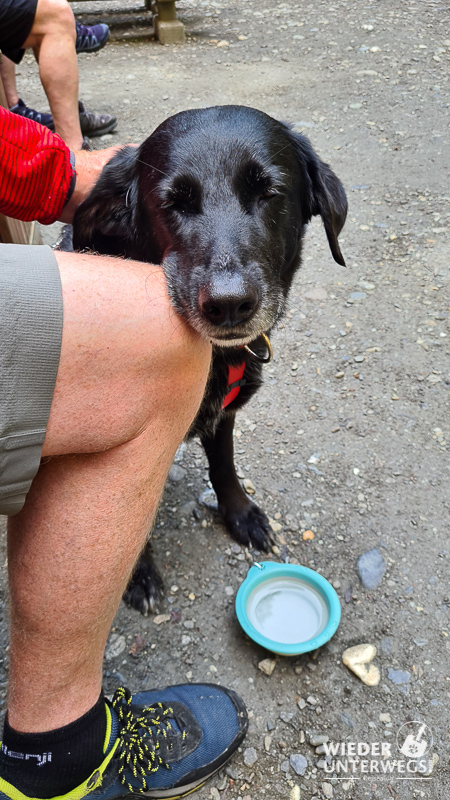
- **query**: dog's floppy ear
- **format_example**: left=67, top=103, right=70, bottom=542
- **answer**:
left=73, top=146, right=138, bottom=253
left=289, top=131, right=348, bottom=267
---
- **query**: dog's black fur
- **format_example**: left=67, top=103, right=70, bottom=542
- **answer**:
left=72, top=105, right=347, bottom=614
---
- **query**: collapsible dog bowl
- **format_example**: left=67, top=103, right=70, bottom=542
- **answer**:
left=235, top=561, right=341, bottom=656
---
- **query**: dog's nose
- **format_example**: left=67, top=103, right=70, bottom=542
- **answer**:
left=199, top=276, right=260, bottom=328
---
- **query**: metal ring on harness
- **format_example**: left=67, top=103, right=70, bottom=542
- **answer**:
left=244, top=332, right=273, bottom=364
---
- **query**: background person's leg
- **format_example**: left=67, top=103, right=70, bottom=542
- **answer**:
left=7, top=251, right=212, bottom=733
left=22, top=0, right=82, bottom=149
left=0, top=57, right=19, bottom=108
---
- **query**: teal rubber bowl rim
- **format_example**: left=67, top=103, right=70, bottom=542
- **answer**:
left=235, top=561, right=341, bottom=656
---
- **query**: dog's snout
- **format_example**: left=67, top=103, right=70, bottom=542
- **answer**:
left=199, top=275, right=260, bottom=328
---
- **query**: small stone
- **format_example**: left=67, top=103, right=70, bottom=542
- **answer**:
left=258, top=658, right=277, bottom=676
left=309, top=734, right=329, bottom=747
left=298, top=698, right=306, bottom=710
left=264, top=735, right=272, bottom=752
left=290, top=787, right=301, bottom=800
left=349, top=102, right=363, bottom=109
left=198, top=488, right=218, bottom=510
left=267, top=719, right=276, bottom=731
left=153, top=614, right=171, bottom=625
left=322, top=782, right=334, bottom=798
left=307, top=695, right=318, bottom=705
left=280, top=711, right=294, bottom=723
left=225, top=765, right=238, bottom=780
left=302, top=530, right=314, bottom=541
left=180, top=500, right=197, bottom=517
left=289, top=753, right=307, bottom=776
left=342, top=643, right=381, bottom=686
left=354, top=355, right=365, bottom=363
left=349, top=291, right=366, bottom=300
left=105, top=633, right=126, bottom=661
left=269, top=519, right=282, bottom=533
left=244, top=747, right=258, bottom=767
left=243, top=478, right=256, bottom=495
left=210, top=788, right=220, bottom=800
left=379, top=712, right=391, bottom=723
left=183, top=620, right=194, bottom=629
left=181, top=635, right=192, bottom=646
left=357, top=547, right=386, bottom=589
left=358, top=280, right=375, bottom=290
left=224, top=586, right=234, bottom=597
left=303, top=287, right=328, bottom=301
left=299, top=730, right=305, bottom=743
left=168, top=465, right=186, bottom=482
left=380, top=637, right=393, bottom=654
left=387, top=668, right=410, bottom=685
left=281, top=759, right=290, bottom=773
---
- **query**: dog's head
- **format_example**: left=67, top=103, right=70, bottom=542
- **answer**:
left=74, top=105, right=347, bottom=346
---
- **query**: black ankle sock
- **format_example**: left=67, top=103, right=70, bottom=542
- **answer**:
left=0, top=692, right=107, bottom=797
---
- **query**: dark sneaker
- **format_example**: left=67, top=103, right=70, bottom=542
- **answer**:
left=79, top=101, right=117, bottom=137
left=0, top=685, right=248, bottom=799
left=9, top=98, right=53, bottom=130
left=76, top=22, right=110, bottom=54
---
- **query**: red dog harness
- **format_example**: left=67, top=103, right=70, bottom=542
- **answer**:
left=221, top=334, right=272, bottom=410
left=222, top=362, right=246, bottom=409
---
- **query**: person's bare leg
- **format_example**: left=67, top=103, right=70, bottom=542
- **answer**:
left=7, top=251, right=211, bottom=732
left=0, top=56, right=19, bottom=108
left=22, top=0, right=82, bottom=149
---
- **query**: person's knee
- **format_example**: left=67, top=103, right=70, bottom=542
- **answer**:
left=157, top=321, right=212, bottom=428
left=32, top=0, right=76, bottom=40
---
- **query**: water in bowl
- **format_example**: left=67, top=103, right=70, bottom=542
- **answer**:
left=246, top=576, right=329, bottom=644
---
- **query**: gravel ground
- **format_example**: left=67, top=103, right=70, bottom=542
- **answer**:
left=1, top=0, right=449, bottom=796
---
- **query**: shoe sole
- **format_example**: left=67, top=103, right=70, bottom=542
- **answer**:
left=81, top=118, right=118, bottom=137
left=76, top=29, right=110, bottom=54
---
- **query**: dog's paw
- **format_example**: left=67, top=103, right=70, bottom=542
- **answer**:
left=224, top=502, right=273, bottom=552
left=123, top=555, right=165, bottom=615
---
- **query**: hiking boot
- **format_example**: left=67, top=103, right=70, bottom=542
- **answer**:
left=0, top=684, right=248, bottom=799
left=8, top=99, right=53, bottom=129
left=76, top=22, right=110, bottom=54
left=79, top=101, right=117, bottom=137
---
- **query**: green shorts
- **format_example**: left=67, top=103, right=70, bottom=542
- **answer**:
left=0, top=244, right=62, bottom=516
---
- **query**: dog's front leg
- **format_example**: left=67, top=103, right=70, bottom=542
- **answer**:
left=201, top=412, right=273, bottom=552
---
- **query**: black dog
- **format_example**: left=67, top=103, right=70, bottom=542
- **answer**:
left=72, top=105, right=347, bottom=614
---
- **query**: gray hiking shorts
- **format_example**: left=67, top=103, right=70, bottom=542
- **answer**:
left=0, top=244, right=62, bottom=516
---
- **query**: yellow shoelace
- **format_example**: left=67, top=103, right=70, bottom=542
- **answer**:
left=112, top=687, right=180, bottom=793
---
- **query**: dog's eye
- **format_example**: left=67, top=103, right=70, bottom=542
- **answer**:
left=162, top=177, right=202, bottom=215
left=258, top=188, right=279, bottom=202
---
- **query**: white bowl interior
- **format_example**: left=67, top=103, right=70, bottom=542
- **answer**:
left=246, top=576, right=329, bottom=645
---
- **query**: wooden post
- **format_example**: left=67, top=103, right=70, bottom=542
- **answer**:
left=153, top=0, right=185, bottom=44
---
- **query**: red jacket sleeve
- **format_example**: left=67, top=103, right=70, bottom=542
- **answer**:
left=0, top=107, right=74, bottom=225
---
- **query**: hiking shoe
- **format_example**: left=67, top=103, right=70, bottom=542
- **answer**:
left=76, top=22, right=110, bottom=54
left=9, top=98, right=53, bottom=129
left=79, top=101, right=117, bottom=137
left=0, top=684, right=248, bottom=799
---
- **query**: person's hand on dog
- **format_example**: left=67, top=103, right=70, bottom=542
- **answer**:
left=59, top=145, right=138, bottom=223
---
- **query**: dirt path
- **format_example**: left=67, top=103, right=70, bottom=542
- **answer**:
left=1, top=0, right=449, bottom=796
